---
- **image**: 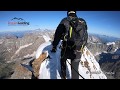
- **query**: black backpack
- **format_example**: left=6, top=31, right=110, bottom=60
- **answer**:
left=64, top=17, right=88, bottom=50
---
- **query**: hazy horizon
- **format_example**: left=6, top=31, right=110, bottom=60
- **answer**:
left=0, top=11, right=120, bottom=38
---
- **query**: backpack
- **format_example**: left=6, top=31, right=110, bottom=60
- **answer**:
left=64, top=17, right=88, bottom=50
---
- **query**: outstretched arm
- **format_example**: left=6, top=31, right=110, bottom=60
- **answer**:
left=52, top=24, right=65, bottom=48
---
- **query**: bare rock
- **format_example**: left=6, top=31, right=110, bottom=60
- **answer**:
left=32, top=52, right=47, bottom=78
left=10, top=62, right=32, bottom=79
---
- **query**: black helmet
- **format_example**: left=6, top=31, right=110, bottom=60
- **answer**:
left=67, top=11, right=77, bottom=17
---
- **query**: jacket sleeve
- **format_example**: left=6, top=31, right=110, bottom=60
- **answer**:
left=79, top=18, right=88, bottom=46
left=84, top=19, right=88, bottom=46
left=79, top=18, right=88, bottom=30
left=83, top=29, right=88, bottom=46
left=52, top=23, right=66, bottom=47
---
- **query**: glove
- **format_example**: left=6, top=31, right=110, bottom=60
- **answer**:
left=51, top=46, right=57, bottom=53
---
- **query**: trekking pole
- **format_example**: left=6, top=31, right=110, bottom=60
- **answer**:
left=66, top=59, right=85, bottom=79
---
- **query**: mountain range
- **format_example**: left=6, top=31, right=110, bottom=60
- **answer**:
left=0, top=29, right=120, bottom=79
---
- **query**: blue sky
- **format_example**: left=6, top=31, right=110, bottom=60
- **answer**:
left=0, top=11, right=120, bottom=38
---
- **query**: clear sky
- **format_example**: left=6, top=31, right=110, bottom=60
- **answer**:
left=0, top=11, right=120, bottom=38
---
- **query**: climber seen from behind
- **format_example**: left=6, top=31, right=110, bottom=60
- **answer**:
left=51, top=11, right=88, bottom=79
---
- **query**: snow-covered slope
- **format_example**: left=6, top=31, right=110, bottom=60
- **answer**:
left=106, top=42, right=115, bottom=45
left=35, top=35, right=107, bottom=79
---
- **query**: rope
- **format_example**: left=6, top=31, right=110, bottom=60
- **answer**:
left=66, top=59, right=85, bottom=79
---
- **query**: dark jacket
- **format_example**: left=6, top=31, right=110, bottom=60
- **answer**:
left=52, top=16, right=88, bottom=49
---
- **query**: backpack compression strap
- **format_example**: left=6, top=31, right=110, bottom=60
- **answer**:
left=69, top=26, right=72, bottom=38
